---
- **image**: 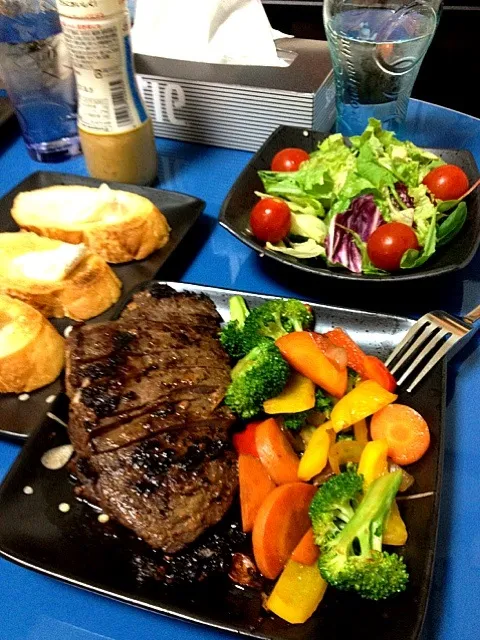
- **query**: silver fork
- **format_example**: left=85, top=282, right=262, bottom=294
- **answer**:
left=385, top=305, right=480, bottom=392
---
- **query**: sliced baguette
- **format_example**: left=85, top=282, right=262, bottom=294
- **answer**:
left=0, top=294, right=65, bottom=393
left=0, top=232, right=121, bottom=320
left=11, top=184, right=171, bottom=263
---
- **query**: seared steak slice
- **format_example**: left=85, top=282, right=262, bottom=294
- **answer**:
left=65, top=286, right=238, bottom=552
left=89, top=423, right=237, bottom=552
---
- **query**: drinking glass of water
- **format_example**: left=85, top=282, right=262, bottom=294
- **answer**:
left=0, top=0, right=80, bottom=161
left=324, top=0, right=442, bottom=136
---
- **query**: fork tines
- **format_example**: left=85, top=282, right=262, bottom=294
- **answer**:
left=385, top=312, right=470, bottom=392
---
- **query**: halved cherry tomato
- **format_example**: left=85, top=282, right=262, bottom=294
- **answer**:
left=367, top=222, right=419, bottom=271
left=250, top=198, right=291, bottom=243
left=363, top=355, right=397, bottom=392
left=271, top=148, right=309, bottom=172
left=423, top=164, right=469, bottom=201
left=232, top=421, right=262, bottom=457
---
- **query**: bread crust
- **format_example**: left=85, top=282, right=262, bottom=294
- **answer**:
left=0, top=250, right=122, bottom=321
left=0, top=295, right=65, bottom=393
left=12, top=186, right=170, bottom=263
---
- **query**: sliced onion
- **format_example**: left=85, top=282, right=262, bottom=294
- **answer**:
left=389, top=461, right=415, bottom=492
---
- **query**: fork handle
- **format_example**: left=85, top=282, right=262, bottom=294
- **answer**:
left=463, top=305, right=480, bottom=324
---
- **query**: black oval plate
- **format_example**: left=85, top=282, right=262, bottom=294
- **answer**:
left=0, top=283, right=445, bottom=640
left=219, top=125, right=480, bottom=282
left=0, top=173, right=205, bottom=440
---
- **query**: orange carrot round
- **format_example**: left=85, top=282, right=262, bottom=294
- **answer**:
left=239, top=454, right=276, bottom=533
left=370, top=403, right=430, bottom=465
left=290, top=527, right=319, bottom=566
left=252, top=482, right=316, bottom=579
left=255, top=418, right=300, bottom=485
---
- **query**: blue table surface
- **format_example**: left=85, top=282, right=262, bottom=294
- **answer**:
left=0, top=100, right=479, bottom=640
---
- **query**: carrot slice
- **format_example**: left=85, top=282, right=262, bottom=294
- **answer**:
left=255, top=418, right=300, bottom=485
left=276, top=332, right=348, bottom=398
left=252, top=482, right=316, bottom=579
left=370, top=404, right=430, bottom=465
left=291, top=527, right=319, bottom=566
left=363, top=355, right=397, bottom=392
left=326, top=327, right=367, bottom=376
left=239, top=454, right=276, bottom=533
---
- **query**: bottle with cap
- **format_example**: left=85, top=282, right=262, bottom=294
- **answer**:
left=56, top=0, right=157, bottom=185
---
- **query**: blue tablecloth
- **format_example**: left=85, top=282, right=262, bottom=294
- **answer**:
left=0, top=100, right=479, bottom=640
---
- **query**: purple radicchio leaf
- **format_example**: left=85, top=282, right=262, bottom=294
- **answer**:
left=395, top=182, right=414, bottom=208
left=325, top=195, right=384, bottom=273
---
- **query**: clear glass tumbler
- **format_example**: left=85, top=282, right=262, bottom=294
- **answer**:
left=0, top=0, right=80, bottom=161
left=324, top=0, right=443, bottom=136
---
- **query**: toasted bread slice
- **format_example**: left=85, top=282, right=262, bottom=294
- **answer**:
left=0, top=232, right=121, bottom=320
left=11, top=184, right=171, bottom=263
left=0, top=294, right=65, bottom=393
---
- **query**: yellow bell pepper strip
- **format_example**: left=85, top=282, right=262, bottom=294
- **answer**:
left=330, top=380, right=397, bottom=432
left=298, top=422, right=335, bottom=481
left=357, top=441, right=408, bottom=545
left=275, top=332, right=348, bottom=398
left=328, top=440, right=364, bottom=475
left=383, top=501, right=408, bottom=546
left=263, top=372, right=315, bottom=414
left=358, top=440, right=389, bottom=487
left=353, top=419, right=369, bottom=446
left=267, top=560, right=328, bottom=624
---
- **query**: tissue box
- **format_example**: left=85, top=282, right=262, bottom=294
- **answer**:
left=135, top=38, right=335, bottom=152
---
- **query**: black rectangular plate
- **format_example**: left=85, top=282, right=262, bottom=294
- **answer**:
left=0, top=282, right=445, bottom=640
left=0, top=172, right=204, bottom=440
left=220, top=124, right=480, bottom=283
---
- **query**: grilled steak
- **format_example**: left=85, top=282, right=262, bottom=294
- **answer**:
left=66, top=285, right=238, bottom=553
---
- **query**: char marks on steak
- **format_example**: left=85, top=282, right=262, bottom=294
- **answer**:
left=66, top=286, right=238, bottom=553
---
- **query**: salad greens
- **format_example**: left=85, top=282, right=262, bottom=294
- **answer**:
left=257, top=119, right=468, bottom=274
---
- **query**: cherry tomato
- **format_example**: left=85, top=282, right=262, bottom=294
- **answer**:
left=367, top=222, right=419, bottom=271
left=250, top=198, right=291, bottom=243
left=423, top=164, right=469, bottom=201
left=271, top=148, right=309, bottom=172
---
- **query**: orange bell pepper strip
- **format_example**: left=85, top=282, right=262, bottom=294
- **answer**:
left=383, top=501, right=408, bottom=546
left=232, top=421, right=262, bottom=457
left=328, top=440, right=364, bottom=475
left=263, top=372, right=315, bottom=414
left=275, top=332, right=348, bottom=398
left=330, top=380, right=397, bottom=432
left=298, top=421, right=335, bottom=481
left=267, top=560, right=328, bottom=624
left=238, top=454, right=276, bottom=532
left=255, top=418, right=300, bottom=485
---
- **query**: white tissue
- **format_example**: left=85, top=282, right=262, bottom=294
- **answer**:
left=131, top=0, right=285, bottom=66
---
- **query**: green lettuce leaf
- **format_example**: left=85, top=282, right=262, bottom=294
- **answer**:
left=290, top=213, right=327, bottom=244
left=265, top=239, right=326, bottom=259
left=409, top=184, right=437, bottom=245
left=436, top=202, right=468, bottom=247
left=401, top=213, right=437, bottom=268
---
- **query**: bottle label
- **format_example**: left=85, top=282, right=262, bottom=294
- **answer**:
left=56, top=0, right=125, bottom=20
left=60, top=12, right=148, bottom=134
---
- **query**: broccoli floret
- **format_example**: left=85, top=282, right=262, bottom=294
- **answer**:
left=224, top=339, right=290, bottom=419
left=314, top=471, right=408, bottom=600
left=242, top=299, right=313, bottom=352
left=282, top=388, right=335, bottom=431
left=219, top=296, right=250, bottom=359
left=314, top=388, right=334, bottom=417
left=282, top=411, right=310, bottom=431
left=309, top=470, right=363, bottom=544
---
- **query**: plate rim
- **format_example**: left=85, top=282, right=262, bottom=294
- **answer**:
left=219, top=124, right=480, bottom=282
left=0, top=281, right=446, bottom=640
